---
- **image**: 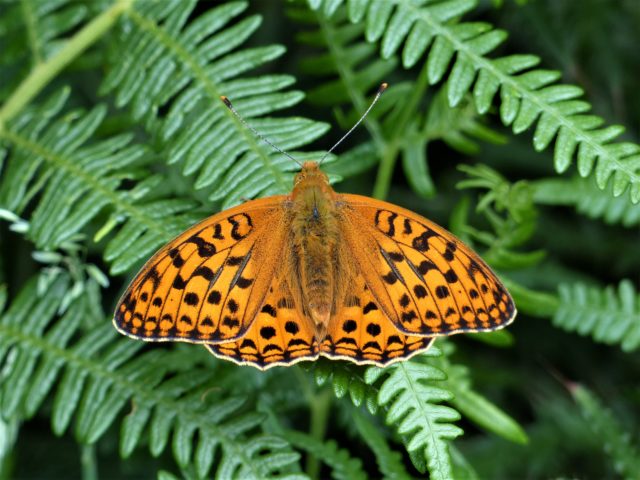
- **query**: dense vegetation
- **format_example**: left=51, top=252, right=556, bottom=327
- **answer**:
left=0, top=0, right=638, bottom=478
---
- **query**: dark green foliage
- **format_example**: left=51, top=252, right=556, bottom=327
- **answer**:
left=554, top=280, right=640, bottom=352
left=0, top=0, right=638, bottom=478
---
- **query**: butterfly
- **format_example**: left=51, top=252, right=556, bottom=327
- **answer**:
left=113, top=87, right=516, bottom=370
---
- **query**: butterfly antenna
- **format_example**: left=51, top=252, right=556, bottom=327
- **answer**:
left=319, top=82, right=388, bottom=164
left=220, top=96, right=302, bottom=167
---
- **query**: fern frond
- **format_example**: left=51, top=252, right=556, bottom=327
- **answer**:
left=102, top=0, right=329, bottom=208
left=0, top=274, right=302, bottom=478
left=308, top=0, right=640, bottom=204
left=571, top=384, right=640, bottom=479
left=429, top=342, right=527, bottom=444
left=313, top=360, right=379, bottom=413
left=0, top=89, right=202, bottom=274
left=553, top=280, right=640, bottom=352
left=533, top=176, right=640, bottom=227
left=351, top=409, right=413, bottom=480
left=293, top=5, right=502, bottom=200
left=286, top=430, right=367, bottom=480
left=364, top=348, right=462, bottom=480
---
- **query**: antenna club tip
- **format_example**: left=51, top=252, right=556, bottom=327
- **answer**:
left=379, top=82, right=389, bottom=92
left=220, top=96, right=232, bottom=107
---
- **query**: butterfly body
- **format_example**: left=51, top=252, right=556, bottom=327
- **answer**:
left=114, top=161, right=515, bottom=369
left=290, top=161, right=345, bottom=336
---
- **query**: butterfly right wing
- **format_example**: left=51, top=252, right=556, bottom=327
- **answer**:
left=114, top=197, right=290, bottom=344
left=338, top=194, right=516, bottom=337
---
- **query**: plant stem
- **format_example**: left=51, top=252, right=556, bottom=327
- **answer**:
left=372, top=59, right=431, bottom=200
left=80, top=444, right=98, bottom=480
left=306, top=388, right=331, bottom=480
left=0, top=0, right=132, bottom=127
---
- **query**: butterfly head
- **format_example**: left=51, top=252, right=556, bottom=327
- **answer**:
left=292, top=161, right=333, bottom=198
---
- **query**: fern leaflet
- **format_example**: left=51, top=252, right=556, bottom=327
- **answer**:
left=102, top=0, right=329, bottom=208
left=365, top=349, right=462, bottom=480
left=554, top=280, right=640, bottom=352
left=0, top=274, right=303, bottom=478
left=571, top=384, right=640, bottom=479
left=533, top=176, right=640, bottom=227
left=308, top=0, right=640, bottom=204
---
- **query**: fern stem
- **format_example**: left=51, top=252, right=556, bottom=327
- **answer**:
left=0, top=0, right=132, bottom=127
left=80, top=444, right=98, bottom=480
left=372, top=140, right=400, bottom=200
left=294, top=367, right=332, bottom=480
left=372, top=61, right=430, bottom=200
left=307, top=388, right=332, bottom=480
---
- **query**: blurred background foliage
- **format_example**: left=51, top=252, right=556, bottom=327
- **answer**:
left=0, top=0, right=638, bottom=478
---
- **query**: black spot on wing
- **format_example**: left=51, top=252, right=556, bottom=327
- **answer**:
left=363, top=302, right=378, bottom=314
left=193, top=266, right=215, bottom=281
left=260, top=326, right=276, bottom=340
left=380, top=248, right=405, bottom=285
left=435, top=286, right=450, bottom=299
left=186, top=235, right=216, bottom=257
left=412, top=229, right=438, bottom=252
left=342, top=320, right=357, bottom=333
left=144, top=267, right=161, bottom=289
left=172, top=274, right=187, bottom=290
left=184, top=292, right=199, bottom=306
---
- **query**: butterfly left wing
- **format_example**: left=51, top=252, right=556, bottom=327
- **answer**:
left=206, top=275, right=319, bottom=369
left=338, top=194, right=516, bottom=337
left=114, top=197, right=290, bottom=344
left=320, top=272, right=434, bottom=366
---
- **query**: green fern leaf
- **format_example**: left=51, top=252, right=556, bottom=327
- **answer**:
left=0, top=274, right=302, bottom=478
left=286, top=430, right=367, bottom=480
left=0, top=89, right=202, bottom=274
left=365, top=349, right=462, bottom=480
left=308, top=0, right=640, bottom=204
left=0, top=0, right=89, bottom=100
left=554, top=280, right=640, bottom=352
left=533, top=176, right=640, bottom=227
left=351, top=410, right=413, bottom=480
left=102, top=0, right=329, bottom=207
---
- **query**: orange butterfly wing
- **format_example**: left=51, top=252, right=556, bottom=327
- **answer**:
left=114, top=197, right=291, bottom=344
left=320, top=272, right=434, bottom=366
left=337, top=194, right=516, bottom=337
left=206, top=275, right=319, bottom=368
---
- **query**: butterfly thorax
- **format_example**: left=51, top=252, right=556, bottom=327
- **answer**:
left=290, top=162, right=341, bottom=336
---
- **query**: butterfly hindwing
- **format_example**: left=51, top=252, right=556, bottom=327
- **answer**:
left=340, top=194, right=516, bottom=337
left=321, top=273, right=434, bottom=365
left=114, top=197, right=289, bottom=344
left=206, top=276, right=318, bottom=369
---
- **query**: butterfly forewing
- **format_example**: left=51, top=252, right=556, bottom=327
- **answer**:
left=114, top=197, right=289, bottom=344
left=339, top=194, right=516, bottom=337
